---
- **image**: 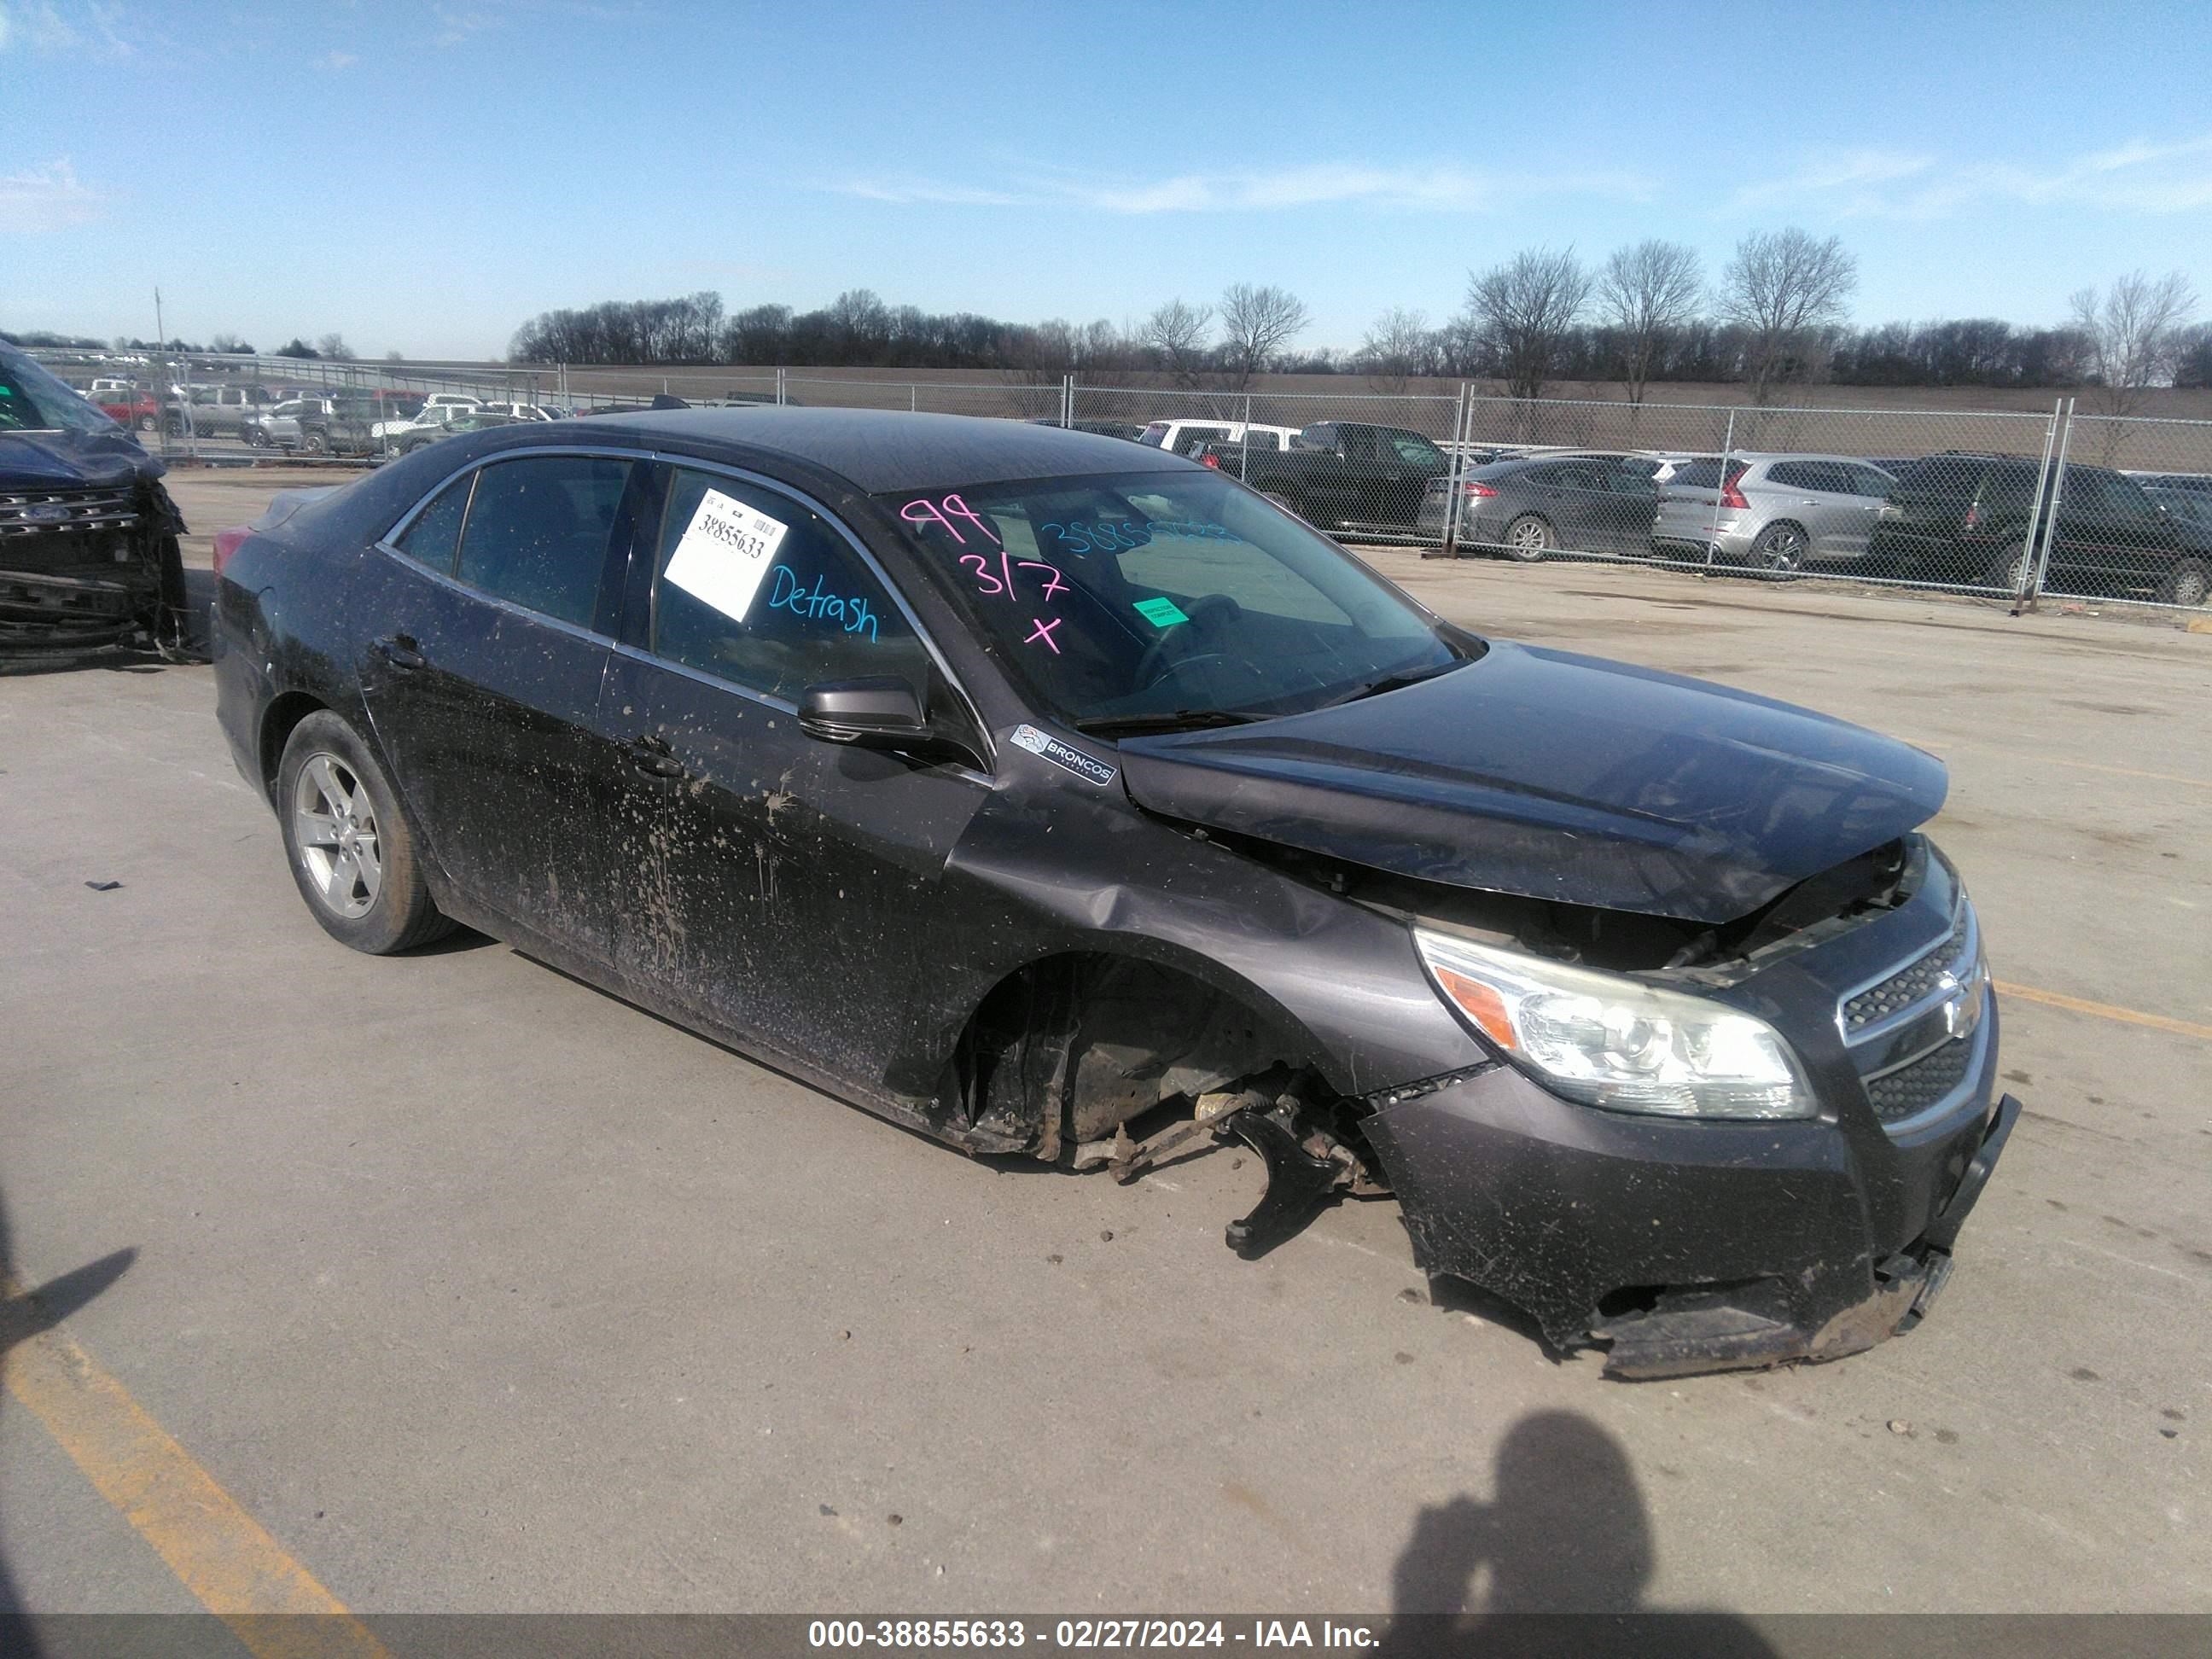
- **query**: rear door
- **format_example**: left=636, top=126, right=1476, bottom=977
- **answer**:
left=1593, top=463, right=1661, bottom=555
left=354, top=451, right=648, bottom=960
left=1769, top=461, right=1858, bottom=559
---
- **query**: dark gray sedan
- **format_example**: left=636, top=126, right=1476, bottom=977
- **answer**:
left=1419, top=456, right=1661, bottom=561
left=209, top=408, right=2017, bottom=1377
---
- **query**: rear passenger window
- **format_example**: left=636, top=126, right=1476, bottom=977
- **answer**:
left=392, top=475, right=473, bottom=571
left=453, top=455, right=635, bottom=629
left=650, top=469, right=928, bottom=701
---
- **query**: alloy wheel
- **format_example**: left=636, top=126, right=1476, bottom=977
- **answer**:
left=1760, top=527, right=1805, bottom=571
left=292, top=753, right=383, bottom=919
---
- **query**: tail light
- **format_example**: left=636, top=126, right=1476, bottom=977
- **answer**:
left=1460, top=480, right=1499, bottom=498
left=1962, top=504, right=1981, bottom=532
left=212, top=525, right=251, bottom=576
left=1719, top=466, right=1749, bottom=511
left=1202, top=452, right=1220, bottom=469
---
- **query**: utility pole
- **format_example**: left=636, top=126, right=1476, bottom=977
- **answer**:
left=154, top=286, right=164, bottom=351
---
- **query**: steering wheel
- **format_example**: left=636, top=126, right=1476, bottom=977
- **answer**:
left=1131, top=593, right=1243, bottom=693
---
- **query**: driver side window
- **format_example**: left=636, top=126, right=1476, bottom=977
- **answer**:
left=649, top=468, right=928, bottom=701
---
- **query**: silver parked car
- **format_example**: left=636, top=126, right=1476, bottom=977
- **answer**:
left=1650, top=454, right=1897, bottom=573
left=244, top=397, right=336, bottom=449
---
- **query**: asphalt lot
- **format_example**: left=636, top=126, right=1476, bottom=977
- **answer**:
left=3, top=474, right=2209, bottom=1625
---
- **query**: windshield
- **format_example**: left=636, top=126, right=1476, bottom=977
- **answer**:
left=877, top=469, right=1464, bottom=730
left=0, top=348, right=125, bottom=435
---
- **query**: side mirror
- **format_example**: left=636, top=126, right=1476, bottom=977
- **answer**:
left=797, top=677, right=930, bottom=748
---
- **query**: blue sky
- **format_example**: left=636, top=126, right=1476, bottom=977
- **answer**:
left=4, top=0, right=2209, bottom=359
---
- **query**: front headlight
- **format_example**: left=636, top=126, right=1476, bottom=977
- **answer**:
left=1414, top=928, right=1817, bottom=1120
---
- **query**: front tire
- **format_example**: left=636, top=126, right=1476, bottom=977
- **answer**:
left=1983, top=538, right=2032, bottom=593
left=276, top=712, right=452, bottom=954
left=1502, top=514, right=1555, bottom=562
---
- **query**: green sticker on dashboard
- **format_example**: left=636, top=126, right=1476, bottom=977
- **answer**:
left=1133, top=597, right=1190, bottom=627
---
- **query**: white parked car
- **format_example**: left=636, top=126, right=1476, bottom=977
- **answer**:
left=476, top=402, right=556, bottom=422
left=370, top=395, right=483, bottom=445
left=1136, top=419, right=1303, bottom=457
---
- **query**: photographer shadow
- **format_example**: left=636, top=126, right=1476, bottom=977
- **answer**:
left=1381, top=1410, right=1777, bottom=1657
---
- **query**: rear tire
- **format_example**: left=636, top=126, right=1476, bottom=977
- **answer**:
left=276, top=712, right=453, bottom=955
left=1502, top=514, right=1555, bottom=562
left=303, top=429, right=329, bottom=455
left=1983, top=538, right=2032, bottom=592
left=2162, top=559, right=2211, bottom=608
left=1749, top=521, right=1807, bottom=579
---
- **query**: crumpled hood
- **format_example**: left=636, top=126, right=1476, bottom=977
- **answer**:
left=0, top=429, right=166, bottom=489
left=1117, top=640, right=1947, bottom=924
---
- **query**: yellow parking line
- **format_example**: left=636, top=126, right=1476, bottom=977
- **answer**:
left=1, top=1271, right=391, bottom=1659
left=1996, top=981, right=2212, bottom=1042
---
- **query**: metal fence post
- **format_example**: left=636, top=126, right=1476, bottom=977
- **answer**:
left=1239, top=394, right=1252, bottom=482
left=776, top=366, right=786, bottom=406
left=1435, top=382, right=1470, bottom=558
left=2024, top=397, right=2073, bottom=611
left=2011, top=398, right=2064, bottom=612
left=1062, top=373, right=1074, bottom=428
left=910, top=384, right=917, bottom=412
left=1703, top=409, right=1738, bottom=573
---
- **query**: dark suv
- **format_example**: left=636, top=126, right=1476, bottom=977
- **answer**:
left=1870, top=451, right=2203, bottom=605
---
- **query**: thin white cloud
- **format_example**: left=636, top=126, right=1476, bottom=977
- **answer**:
left=0, top=0, right=134, bottom=58
left=0, top=159, right=102, bottom=232
left=830, top=162, right=1652, bottom=216
left=1732, top=133, right=2212, bottom=220
left=317, top=49, right=358, bottom=71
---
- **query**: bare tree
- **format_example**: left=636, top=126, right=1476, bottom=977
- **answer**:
left=1359, top=306, right=1433, bottom=393
left=1464, top=246, right=1592, bottom=405
left=1140, top=298, right=1216, bottom=387
left=1216, top=282, right=1310, bottom=392
left=1595, top=240, right=1702, bottom=405
left=1717, top=228, right=1857, bottom=404
left=314, top=332, right=355, bottom=362
left=2069, top=271, right=2198, bottom=417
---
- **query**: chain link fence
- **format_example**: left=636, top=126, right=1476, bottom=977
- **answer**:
left=26, top=346, right=2212, bottom=614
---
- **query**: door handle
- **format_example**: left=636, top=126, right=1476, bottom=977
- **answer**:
left=628, top=736, right=686, bottom=779
left=372, top=635, right=426, bottom=671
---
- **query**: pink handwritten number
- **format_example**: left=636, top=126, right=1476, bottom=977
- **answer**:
left=1017, top=561, right=1068, bottom=601
left=908, top=497, right=1068, bottom=650
left=941, top=494, right=1000, bottom=547
left=901, top=498, right=965, bottom=544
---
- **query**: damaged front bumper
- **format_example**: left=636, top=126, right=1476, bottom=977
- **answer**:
left=1361, top=1054, right=2018, bottom=1380
left=0, top=480, right=187, bottom=660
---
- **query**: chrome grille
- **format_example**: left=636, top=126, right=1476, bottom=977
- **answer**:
left=1866, top=1039, right=1975, bottom=1124
left=1843, top=907, right=1974, bottom=1033
left=0, top=487, right=140, bottom=538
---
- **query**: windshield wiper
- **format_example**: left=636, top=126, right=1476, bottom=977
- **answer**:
left=1073, top=708, right=1266, bottom=738
left=1330, top=659, right=1467, bottom=705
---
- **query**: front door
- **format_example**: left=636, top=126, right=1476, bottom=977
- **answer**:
left=355, top=451, right=648, bottom=961
left=600, top=463, right=990, bottom=1095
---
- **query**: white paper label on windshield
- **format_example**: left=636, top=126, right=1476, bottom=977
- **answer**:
left=662, top=488, right=789, bottom=622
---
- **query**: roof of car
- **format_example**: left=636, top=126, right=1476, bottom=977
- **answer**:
left=574, top=406, right=1192, bottom=492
